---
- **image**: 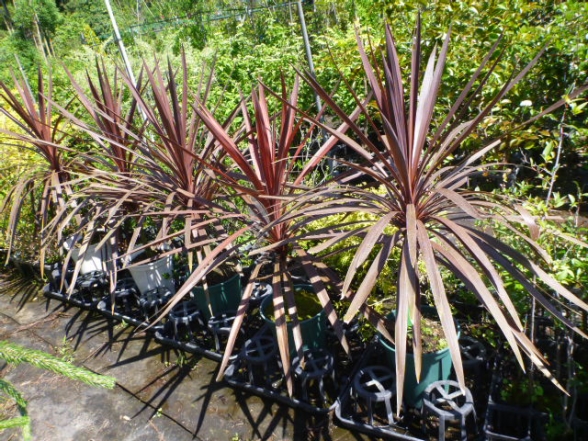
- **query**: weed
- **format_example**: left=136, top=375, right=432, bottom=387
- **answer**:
left=114, top=320, right=129, bottom=331
left=55, top=337, right=74, bottom=363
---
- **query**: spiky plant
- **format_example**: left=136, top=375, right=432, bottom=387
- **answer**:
left=160, top=76, right=360, bottom=393
left=49, top=53, right=237, bottom=288
left=64, top=57, right=142, bottom=176
left=0, top=68, right=73, bottom=268
left=43, top=59, right=144, bottom=290
left=303, top=20, right=588, bottom=409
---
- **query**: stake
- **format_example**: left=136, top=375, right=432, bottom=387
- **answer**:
left=104, top=0, right=138, bottom=88
left=297, top=0, right=321, bottom=114
left=104, top=0, right=148, bottom=123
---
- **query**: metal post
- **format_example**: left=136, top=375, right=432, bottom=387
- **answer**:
left=297, top=0, right=322, bottom=114
left=104, top=0, right=138, bottom=88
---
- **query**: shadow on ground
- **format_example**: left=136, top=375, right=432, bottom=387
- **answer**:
left=0, top=269, right=373, bottom=441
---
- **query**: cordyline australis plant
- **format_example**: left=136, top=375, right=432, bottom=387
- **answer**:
left=49, top=53, right=236, bottom=293
left=158, top=76, right=357, bottom=394
left=96, top=54, right=215, bottom=263
left=64, top=58, right=141, bottom=176
left=0, top=68, right=73, bottom=268
left=303, top=21, right=588, bottom=410
left=110, top=53, right=245, bottom=287
left=43, top=59, right=144, bottom=290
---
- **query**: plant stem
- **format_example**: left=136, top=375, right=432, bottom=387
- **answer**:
left=545, top=110, right=566, bottom=207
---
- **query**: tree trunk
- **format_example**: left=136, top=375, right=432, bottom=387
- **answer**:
left=0, top=0, right=13, bottom=32
left=33, top=12, right=49, bottom=62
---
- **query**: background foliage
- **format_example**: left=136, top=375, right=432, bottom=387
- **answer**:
left=0, top=0, right=586, bottom=254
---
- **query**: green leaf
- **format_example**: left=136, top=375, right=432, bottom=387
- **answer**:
left=542, top=141, right=554, bottom=160
left=0, top=416, right=32, bottom=434
left=0, top=341, right=116, bottom=389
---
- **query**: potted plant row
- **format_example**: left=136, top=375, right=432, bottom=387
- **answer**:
left=1, top=16, right=587, bottom=432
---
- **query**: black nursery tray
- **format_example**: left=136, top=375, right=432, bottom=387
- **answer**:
left=333, top=341, right=426, bottom=441
left=482, top=351, right=549, bottom=441
left=224, top=360, right=336, bottom=415
left=43, top=284, right=102, bottom=311
left=43, top=284, right=247, bottom=362
left=152, top=324, right=241, bottom=362
left=224, top=325, right=365, bottom=416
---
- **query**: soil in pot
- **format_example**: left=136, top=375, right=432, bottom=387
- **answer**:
left=261, top=285, right=326, bottom=353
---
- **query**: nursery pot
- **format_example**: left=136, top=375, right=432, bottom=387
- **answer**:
left=71, top=243, right=111, bottom=275
left=128, top=255, right=175, bottom=295
left=260, top=284, right=327, bottom=353
left=192, top=273, right=242, bottom=321
left=379, top=306, right=459, bottom=408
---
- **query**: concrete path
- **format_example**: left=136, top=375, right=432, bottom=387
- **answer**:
left=0, top=274, right=371, bottom=441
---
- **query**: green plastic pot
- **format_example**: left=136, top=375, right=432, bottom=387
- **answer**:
left=379, top=306, right=459, bottom=408
left=260, top=284, right=326, bottom=353
left=192, top=273, right=242, bottom=321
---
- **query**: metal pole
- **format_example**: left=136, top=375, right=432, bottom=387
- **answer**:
left=297, top=0, right=322, bottom=114
left=104, top=0, right=138, bottom=88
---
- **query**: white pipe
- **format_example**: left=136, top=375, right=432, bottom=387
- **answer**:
left=104, top=0, right=138, bottom=88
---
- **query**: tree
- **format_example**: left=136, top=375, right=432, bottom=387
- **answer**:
left=12, top=0, right=63, bottom=59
